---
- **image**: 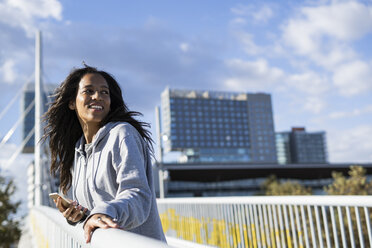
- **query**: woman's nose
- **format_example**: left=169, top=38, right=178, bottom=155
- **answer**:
left=92, top=91, right=102, bottom=100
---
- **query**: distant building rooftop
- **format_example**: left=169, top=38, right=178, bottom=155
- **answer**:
left=166, top=88, right=269, bottom=101
left=24, top=82, right=57, bottom=93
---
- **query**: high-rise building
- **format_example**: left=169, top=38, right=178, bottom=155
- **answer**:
left=276, top=132, right=291, bottom=164
left=22, top=83, right=56, bottom=153
left=160, top=88, right=277, bottom=163
left=275, top=127, right=328, bottom=164
left=290, top=127, right=328, bottom=163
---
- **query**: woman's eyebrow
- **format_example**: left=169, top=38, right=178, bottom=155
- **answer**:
left=81, top=85, right=109, bottom=89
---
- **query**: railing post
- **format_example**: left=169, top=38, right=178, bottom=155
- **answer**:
left=156, top=196, right=372, bottom=248
left=34, top=30, right=43, bottom=206
left=155, top=106, right=165, bottom=199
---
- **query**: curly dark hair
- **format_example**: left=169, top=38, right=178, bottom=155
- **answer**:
left=43, top=65, right=153, bottom=194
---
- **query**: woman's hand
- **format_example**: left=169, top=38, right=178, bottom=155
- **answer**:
left=84, top=214, right=119, bottom=243
left=53, top=196, right=87, bottom=223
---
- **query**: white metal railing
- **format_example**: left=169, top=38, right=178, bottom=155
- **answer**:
left=30, top=206, right=170, bottom=248
left=157, top=196, right=372, bottom=248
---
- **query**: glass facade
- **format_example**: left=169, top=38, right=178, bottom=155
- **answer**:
left=275, top=132, right=291, bottom=164
left=22, top=83, right=56, bottom=153
left=275, top=128, right=328, bottom=164
left=246, top=94, right=277, bottom=162
left=161, top=88, right=277, bottom=163
left=291, top=130, right=327, bottom=163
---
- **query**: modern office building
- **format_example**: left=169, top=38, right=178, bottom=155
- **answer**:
left=160, top=88, right=277, bottom=163
left=22, top=83, right=56, bottom=153
left=276, top=132, right=292, bottom=164
left=276, top=127, right=328, bottom=164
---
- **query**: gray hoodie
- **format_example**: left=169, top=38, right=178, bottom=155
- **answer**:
left=69, top=122, right=166, bottom=242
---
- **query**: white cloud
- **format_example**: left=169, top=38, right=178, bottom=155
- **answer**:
left=233, top=31, right=262, bottom=55
left=0, top=59, right=16, bottom=83
left=332, top=60, right=372, bottom=96
left=283, top=18, right=318, bottom=55
left=282, top=1, right=372, bottom=69
left=283, top=1, right=372, bottom=53
left=231, top=4, right=252, bottom=16
left=328, top=125, right=372, bottom=163
left=287, top=71, right=330, bottom=95
left=8, top=0, right=62, bottom=20
left=0, top=48, right=34, bottom=85
left=280, top=1, right=372, bottom=98
left=230, top=17, right=247, bottom=26
left=231, top=4, right=274, bottom=24
left=224, top=58, right=284, bottom=91
left=311, top=45, right=356, bottom=70
left=329, top=104, right=372, bottom=119
left=0, top=0, right=62, bottom=36
left=303, top=96, right=326, bottom=114
left=179, top=42, right=190, bottom=52
left=303, top=1, right=372, bottom=40
left=252, top=5, right=273, bottom=23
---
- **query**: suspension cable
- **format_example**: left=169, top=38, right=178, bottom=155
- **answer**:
left=42, top=73, right=56, bottom=105
left=0, top=74, right=34, bottom=122
left=0, top=99, right=35, bottom=149
left=5, top=126, right=35, bottom=169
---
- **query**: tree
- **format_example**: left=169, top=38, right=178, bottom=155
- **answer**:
left=324, top=165, right=372, bottom=195
left=0, top=174, right=21, bottom=248
left=261, top=175, right=312, bottom=195
left=324, top=165, right=372, bottom=247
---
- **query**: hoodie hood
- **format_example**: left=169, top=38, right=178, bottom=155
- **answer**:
left=75, top=122, right=119, bottom=155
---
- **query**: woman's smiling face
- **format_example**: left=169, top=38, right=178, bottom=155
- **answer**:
left=69, top=73, right=111, bottom=128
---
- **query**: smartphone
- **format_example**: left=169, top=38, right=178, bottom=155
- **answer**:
left=49, top=192, right=72, bottom=208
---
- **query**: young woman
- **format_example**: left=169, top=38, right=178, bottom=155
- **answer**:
left=43, top=65, right=166, bottom=243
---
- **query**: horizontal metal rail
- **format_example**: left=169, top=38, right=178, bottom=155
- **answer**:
left=30, top=206, right=170, bottom=248
left=157, top=196, right=372, bottom=248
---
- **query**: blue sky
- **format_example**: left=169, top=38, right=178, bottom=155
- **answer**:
left=1, top=0, right=372, bottom=168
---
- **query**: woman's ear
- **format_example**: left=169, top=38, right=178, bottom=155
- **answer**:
left=68, top=101, right=75, bottom=110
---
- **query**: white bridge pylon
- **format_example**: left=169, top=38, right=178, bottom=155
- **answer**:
left=0, top=31, right=59, bottom=208
left=0, top=75, right=51, bottom=169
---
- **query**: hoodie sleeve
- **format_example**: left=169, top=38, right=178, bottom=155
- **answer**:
left=87, top=126, right=152, bottom=230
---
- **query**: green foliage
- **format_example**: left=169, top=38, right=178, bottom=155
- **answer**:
left=262, top=165, right=372, bottom=196
left=261, top=175, right=312, bottom=195
left=324, top=165, right=372, bottom=195
left=260, top=166, right=371, bottom=247
left=0, top=174, right=21, bottom=248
